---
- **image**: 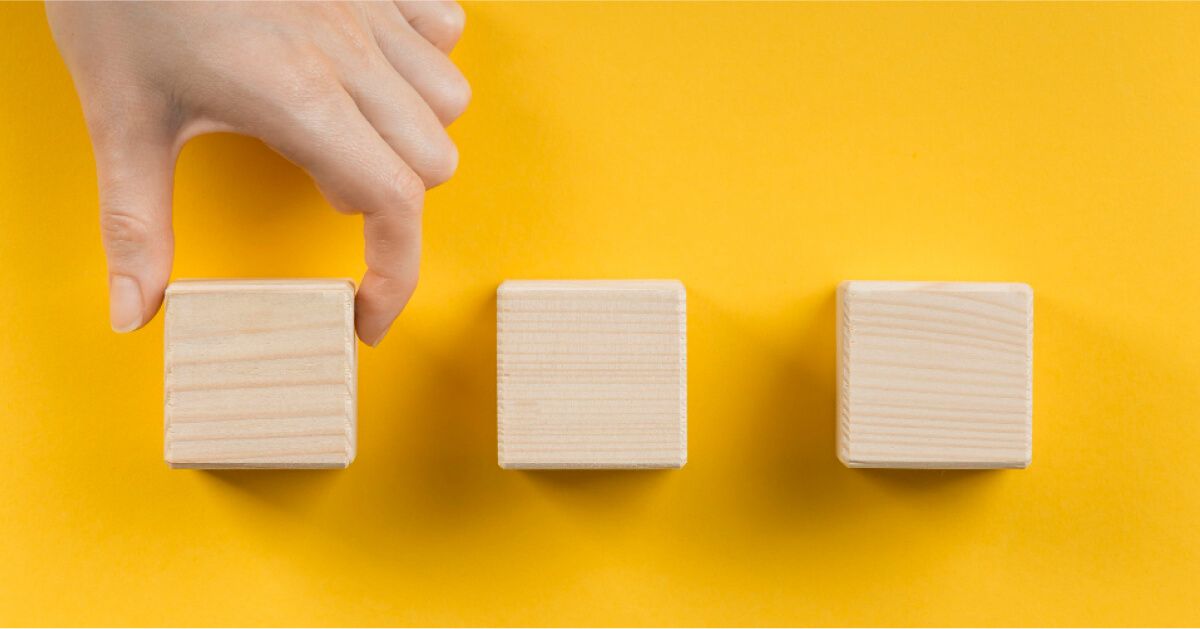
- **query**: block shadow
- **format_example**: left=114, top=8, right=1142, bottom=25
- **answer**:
left=519, top=468, right=674, bottom=503
left=721, top=285, right=1003, bottom=533
left=363, top=291, right=504, bottom=523
left=375, top=292, right=673, bottom=517
left=189, top=292, right=503, bottom=553
left=201, top=468, right=343, bottom=514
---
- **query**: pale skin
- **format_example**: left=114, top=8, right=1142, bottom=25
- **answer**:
left=46, top=1, right=470, bottom=346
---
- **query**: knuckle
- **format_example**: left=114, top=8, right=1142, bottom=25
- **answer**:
left=377, top=260, right=420, bottom=293
left=297, top=75, right=342, bottom=108
left=99, top=208, right=154, bottom=258
left=363, top=247, right=419, bottom=302
left=383, top=167, right=426, bottom=216
left=438, top=74, right=471, bottom=122
left=439, top=3, right=467, bottom=42
left=281, top=85, right=346, bottom=136
left=273, top=56, right=341, bottom=111
left=419, top=140, right=459, bottom=188
left=417, top=3, right=465, bottom=49
left=370, top=271, right=419, bottom=316
left=337, top=32, right=381, bottom=74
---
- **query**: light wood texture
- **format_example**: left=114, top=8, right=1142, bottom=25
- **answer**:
left=164, top=279, right=357, bottom=469
left=837, top=281, right=1033, bottom=469
left=497, top=280, right=687, bottom=469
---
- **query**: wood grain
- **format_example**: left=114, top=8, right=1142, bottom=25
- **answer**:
left=164, top=279, right=357, bottom=469
left=497, top=280, right=687, bottom=469
left=837, top=281, right=1033, bottom=469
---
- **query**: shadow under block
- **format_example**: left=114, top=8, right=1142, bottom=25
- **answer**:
left=164, top=279, right=357, bottom=469
left=497, top=280, right=687, bottom=469
left=837, top=281, right=1033, bottom=469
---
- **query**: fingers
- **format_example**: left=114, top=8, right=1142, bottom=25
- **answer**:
left=90, top=120, right=176, bottom=333
left=358, top=203, right=423, bottom=348
left=250, top=86, right=426, bottom=346
left=370, top=9, right=470, bottom=125
left=393, top=1, right=465, bottom=53
left=339, top=53, right=459, bottom=188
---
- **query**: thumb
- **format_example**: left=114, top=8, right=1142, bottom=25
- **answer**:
left=91, top=125, right=176, bottom=333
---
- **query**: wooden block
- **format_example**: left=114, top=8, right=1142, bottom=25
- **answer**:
left=497, top=280, right=687, bottom=469
left=837, top=281, right=1033, bottom=469
left=164, top=279, right=356, bottom=469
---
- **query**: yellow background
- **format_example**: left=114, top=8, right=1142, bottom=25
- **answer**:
left=1, top=2, right=1198, bottom=625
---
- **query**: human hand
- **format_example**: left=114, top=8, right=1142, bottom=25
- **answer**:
left=46, top=1, right=469, bottom=346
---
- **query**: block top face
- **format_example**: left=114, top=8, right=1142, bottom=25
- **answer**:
left=839, top=280, right=1032, bottom=298
left=837, top=280, right=1032, bottom=469
left=164, top=279, right=356, bottom=469
left=497, top=279, right=687, bottom=469
left=499, top=279, right=685, bottom=293
left=166, top=278, right=356, bottom=295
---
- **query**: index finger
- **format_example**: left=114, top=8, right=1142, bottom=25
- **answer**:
left=357, top=182, right=424, bottom=346
left=244, top=85, right=427, bottom=346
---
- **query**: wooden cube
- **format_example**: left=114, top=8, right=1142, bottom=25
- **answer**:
left=497, top=280, right=687, bottom=469
left=837, top=281, right=1033, bottom=469
left=164, top=279, right=357, bottom=469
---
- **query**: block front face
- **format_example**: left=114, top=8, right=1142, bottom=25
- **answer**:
left=164, top=280, right=357, bottom=469
left=837, top=281, right=1032, bottom=469
left=497, top=280, right=687, bottom=469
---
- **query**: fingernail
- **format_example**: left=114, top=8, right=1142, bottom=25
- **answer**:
left=109, top=275, right=144, bottom=333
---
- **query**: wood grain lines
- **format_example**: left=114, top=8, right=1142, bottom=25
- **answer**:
left=837, top=281, right=1033, bottom=469
left=164, top=279, right=357, bottom=469
left=497, top=280, right=687, bottom=469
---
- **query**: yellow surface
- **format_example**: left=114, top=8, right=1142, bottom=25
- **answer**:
left=1, top=2, right=1198, bottom=625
